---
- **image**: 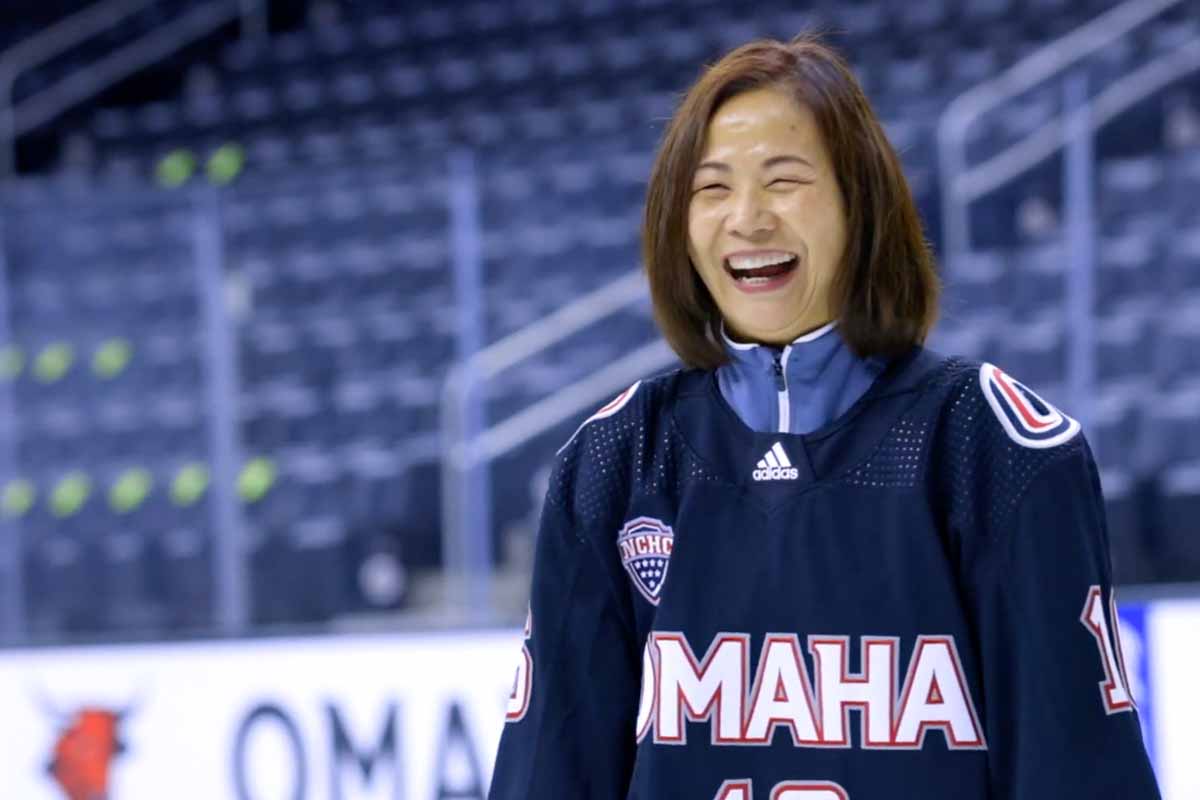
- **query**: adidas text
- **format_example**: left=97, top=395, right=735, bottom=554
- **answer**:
left=752, top=466, right=799, bottom=481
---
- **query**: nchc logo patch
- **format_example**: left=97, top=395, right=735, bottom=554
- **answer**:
left=617, top=516, right=674, bottom=606
left=979, top=363, right=1080, bottom=449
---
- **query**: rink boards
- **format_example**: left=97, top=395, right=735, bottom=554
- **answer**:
left=0, top=600, right=1196, bottom=799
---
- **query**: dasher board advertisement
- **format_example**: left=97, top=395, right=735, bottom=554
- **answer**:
left=0, top=630, right=518, bottom=800
left=0, top=600, right=1190, bottom=799
left=1147, top=599, right=1200, bottom=800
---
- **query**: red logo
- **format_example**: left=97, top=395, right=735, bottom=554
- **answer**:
left=41, top=698, right=135, bottom=800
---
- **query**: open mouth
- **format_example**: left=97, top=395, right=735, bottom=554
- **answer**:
left=723, top=255, right=799, bottom=287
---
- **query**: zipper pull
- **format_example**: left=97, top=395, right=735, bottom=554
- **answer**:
left=772, top=355, right=785, bottom=392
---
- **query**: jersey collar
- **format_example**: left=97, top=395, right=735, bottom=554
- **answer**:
left=717, top=320, right=887, bottom=435
left=672, top=345, right=949, bottom=504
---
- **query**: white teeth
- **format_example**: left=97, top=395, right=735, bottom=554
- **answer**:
left=740, top=276, right=773, bottom=285
left=726, top=253, right=797, bottom=271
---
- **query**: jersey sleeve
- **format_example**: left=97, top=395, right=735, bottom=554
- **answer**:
left=965, top=439, right=1161, bottom=798
left=488, top=441, right=642, bottom=798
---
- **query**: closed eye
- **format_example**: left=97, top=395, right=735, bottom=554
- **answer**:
left=693, top=179, right=807, bottom=194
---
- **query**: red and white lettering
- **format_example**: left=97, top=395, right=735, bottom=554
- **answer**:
left=714, top=779, right=753, bottom=800
left=651, top=631, right=985, bottom=750
left=1080, top=585, right=1134, bottom=713
left=505, top=608, right=533, bottom=722
left=744, top=634, right=821, bottom=745
left=713, top=780, right=850, bottom=800
left=636, top=639, right=657, bottom=742
left=893, top=636, right=985, bottom=748
left=654, top=632, right=749, bottom=744
left=1110, top=590, right=1135, bottom=707
left=808, top=636, right=897, bottom=747
left=772, top=782, right=850, bottom=800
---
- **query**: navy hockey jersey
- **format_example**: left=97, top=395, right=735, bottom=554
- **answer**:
left=489, top=347, right=1161, bottom=800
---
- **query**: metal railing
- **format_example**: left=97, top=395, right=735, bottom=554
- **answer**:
left=939, top=25, right=1200, bottom=442
left=936, top=0, right=1185, bottom=263
left=439, top=266, right=675, bottom=612
left=441, top=0, right=1200, bottom=618
left=0, top=0, right=263, bottom=179
left=956, top=36, right=1200, bottom=206
left=2, top=0, right=161, bottom=177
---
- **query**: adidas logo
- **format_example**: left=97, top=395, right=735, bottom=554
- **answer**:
left=752, top=442, right=799, bottom=482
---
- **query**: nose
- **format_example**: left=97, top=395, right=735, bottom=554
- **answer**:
left=727, top=188, right=775, bottom=239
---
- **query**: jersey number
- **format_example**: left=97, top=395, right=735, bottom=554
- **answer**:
left=1080, top=585, right=1134, bottom=713
left=505, top=609, right=533, bottom=722
left=714, top=780, right=849, bottom=799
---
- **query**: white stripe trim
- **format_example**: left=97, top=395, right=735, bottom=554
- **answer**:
left=791, top=320, right=838, bottom=342
left=719, top=319, right=758, bottom=351
left=555, top=380, right=642, bottom=455
left=720, top=319, right=838, bottom=349
left=756, top=459, right=768, bottom=469
left=771, top=442, right=791, bottom=467
left=978, top=363, right=1080, bottom=450
left=764, top=451, right=780, bottom=468
left=777, top=345, right=792, bottom=433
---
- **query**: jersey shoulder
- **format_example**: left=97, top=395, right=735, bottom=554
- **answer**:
left=935, top=357, right=1085, bottom=455
left=546, top=368, right=687, bottom=525
left=930, top=356, right=1093, bottom=541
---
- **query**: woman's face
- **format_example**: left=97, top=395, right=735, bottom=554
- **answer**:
left=687, top=86, right=847, bottom=345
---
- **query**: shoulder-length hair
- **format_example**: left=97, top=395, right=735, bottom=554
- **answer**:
left=642, top=33, right=940, bottom=370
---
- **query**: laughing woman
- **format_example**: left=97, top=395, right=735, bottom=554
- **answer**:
left=489, top=33, right=1160, bottom=800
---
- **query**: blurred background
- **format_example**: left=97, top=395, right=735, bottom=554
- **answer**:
left=0, top=0, right=1196, bottom=797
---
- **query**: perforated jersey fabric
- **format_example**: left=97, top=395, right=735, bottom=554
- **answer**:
left=549, top=352, right=1086, bottom=529
left=492, top=346, right=1160, bottom=800
left=548, top=375, right=722, bottom=528
left=934, top=359, right=1090, bottom=547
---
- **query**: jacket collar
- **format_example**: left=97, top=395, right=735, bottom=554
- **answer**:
left=715, top=320, right=888, bottom=435
left=720, top=319, right=844, bottom=380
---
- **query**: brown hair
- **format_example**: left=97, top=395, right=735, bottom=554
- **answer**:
left=642, top=33, right=940, bottom=370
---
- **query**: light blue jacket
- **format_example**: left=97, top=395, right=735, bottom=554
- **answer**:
left=715, top=321, right=888, bottom=434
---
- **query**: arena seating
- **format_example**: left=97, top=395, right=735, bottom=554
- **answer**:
left=1, top=0, right=1197, bottom=635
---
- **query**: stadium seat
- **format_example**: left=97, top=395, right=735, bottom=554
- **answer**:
left=996, top=311, right=1066, bottom=387
left=1097, top=467, right=1151, bottom=585
left=1155, top=461, right=1200, bottom=581
left=1096, top=232, right=1159, bottom=314
left=1165, top=225, right=1200, bottom=295
left=1143, top=382, right=1200, bottom=469
left=927, top=317, right=997, bottom=363
left=1091, top=381, right=1143, bottom=471
left=1010, top=240, right=1066, bottom=311
left=940, top=249, right=1010, bottom=324
left=1098, top=156, right=1164, bottom=225
left=21, top=469, right=104, bottom=636
left=959, top=0, right=1014, bottom=24
left=4, top=0, right=1200, bottom=631
left=1154, top=298, right=1200, bottom=389
left=1096, top=304, right=1153, bottom=383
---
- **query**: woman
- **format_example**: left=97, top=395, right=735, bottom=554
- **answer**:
left=490, top=34, right=1159, bottom=800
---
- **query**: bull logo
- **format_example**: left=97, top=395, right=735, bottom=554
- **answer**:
left=38, top=691, right=137, bottom=800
